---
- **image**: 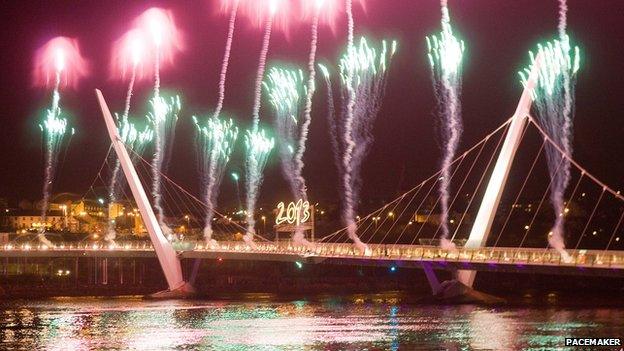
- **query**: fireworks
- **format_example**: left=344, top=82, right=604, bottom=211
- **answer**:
left=265, top=67, right=306, bottom=119
left=133, top=7, right=184, bottom=98
left=244, top=0, right=286, bottom=247
left=213, top=0, right=241, bottom=119
left=519, top=37, right=580, bottom=99
left=106, top=27, right=155, bottom=243
left=426, top=9, right=465, bottom=81
left=33, top=37, right=88, bottom=89
left=148, top=94, right=182, bottom=235
left=264, top=66, right=308, bottom=199
left=117, top=114, right=153, bottom=154
left=34, top=37, right=87, bottom=246
left=111, top=28, right=149, bottom=82
left=336, top=37, right=397, bottom=252
left=106, top=114, right=153, bottom=242
left=519, top=35, right=581, bottom=259
left=243, top=128, right=275, bottom=244
left=264, top=65, right=315, bottom=247
left=426, top=3, right=465, bottom=250
left=133, top=7, right=183, bottom=68
left=193, top=116, right=238, bottom=244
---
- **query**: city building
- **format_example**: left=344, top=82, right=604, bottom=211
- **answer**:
left=4, top=210, right=65, bottom=231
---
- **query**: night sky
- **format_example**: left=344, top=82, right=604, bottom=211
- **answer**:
left=1, top=0, right=624, bottom=209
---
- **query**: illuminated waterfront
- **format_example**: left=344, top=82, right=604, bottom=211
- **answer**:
left=1, top=295, right=623, bottom=350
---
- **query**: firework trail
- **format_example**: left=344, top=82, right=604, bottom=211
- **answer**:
left=558, top=0, right=567, bottom=37
left=346, top=0, right=354, bottom=49
left=264, top=67, right=305, bottom=196
left=342, top=0, right=357, bottom=251
left=33, top=37, right=87, bottom=246
left=244, top=1, right=284, bottom=244
left=557, top=0, right=574, bottom=259
left=106, top=70, right=137, bottom=217
left=426, top=3, right=465, bottom=250
left=251, top=19, right=273, bottom=131
left=107, top=29, right=150, bottom=241
left=337, top=38, right=397, bottom=253
left=214, top=0, right=240, bottom=119
left=318, top=64, right=341, bottom=174
left=295, top=0, right=327, bottom=202
left=39, top=85, right=66, bottom=247
left=244, top=129, right=275, bottom=245
left=519, top=37, right=580, bottom=261
left=148, top=95, right=181, bottom=236
left=133, top=8, right=183, bottom=237
left=193, top=116, right=238, bottom=245
left=295, top=13, right=318, bottom=201
left=264, top=67, right=314, bottom=246
left=189, top=0, right=239, bottom=247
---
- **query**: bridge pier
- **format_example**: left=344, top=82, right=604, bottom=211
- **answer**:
left=458, top=55, right=542, bottom=288
left=422, top=262, right=441, bottom=295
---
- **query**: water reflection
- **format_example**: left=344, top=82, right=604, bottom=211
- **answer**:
left=0, top=297, right=622, bottom=350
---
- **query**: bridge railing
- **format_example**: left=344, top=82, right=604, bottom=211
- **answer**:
left=1, top=241, right=623, bottom=269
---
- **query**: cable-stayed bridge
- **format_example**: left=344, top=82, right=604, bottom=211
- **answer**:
left=6, top=62, right=624, bottom=297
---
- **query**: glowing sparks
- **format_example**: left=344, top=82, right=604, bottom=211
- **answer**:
left=117, top=114, right=153, bottom=152
left=193, top=116, right=239, bottom=243
left=339, top=38, right=397, bottom=87
left=38, top=102, right=71, bottom=245
left=264, top=67, right=306, bottom=117
left=518, top=36, right=580, bottom=99
left=519, top=35, right=581, bottom=259
left=426, top=7, right=465, bottom=83
left=107, top=115, right=153, bottom=241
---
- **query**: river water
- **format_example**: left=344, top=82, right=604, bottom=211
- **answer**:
left=1, top=294, right=622, bottom=350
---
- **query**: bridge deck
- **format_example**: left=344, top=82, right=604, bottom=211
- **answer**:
left=1, top=242, right=623, bottom=277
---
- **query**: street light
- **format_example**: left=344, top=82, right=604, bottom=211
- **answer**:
left=261, top=215, right=266, bottom=234
left=231, top=172, right=242, bottom=211
left=60, top=205, right=68, bottom=229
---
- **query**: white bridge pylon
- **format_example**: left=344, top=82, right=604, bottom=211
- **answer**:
left=96, top=89, right=186, bottom=292
left=458, top=54, right=543, bottom=287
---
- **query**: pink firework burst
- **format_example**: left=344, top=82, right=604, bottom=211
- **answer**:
left=111, top=28, right=151, bottom=81
left=33, top=36, right=88, bottom=89
left=133, top=7, right=184, bottom=68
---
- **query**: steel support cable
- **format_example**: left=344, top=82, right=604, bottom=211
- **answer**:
left=493, top=139, right=546, bottom=247
left=450, top=121, right=510, bottom=242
